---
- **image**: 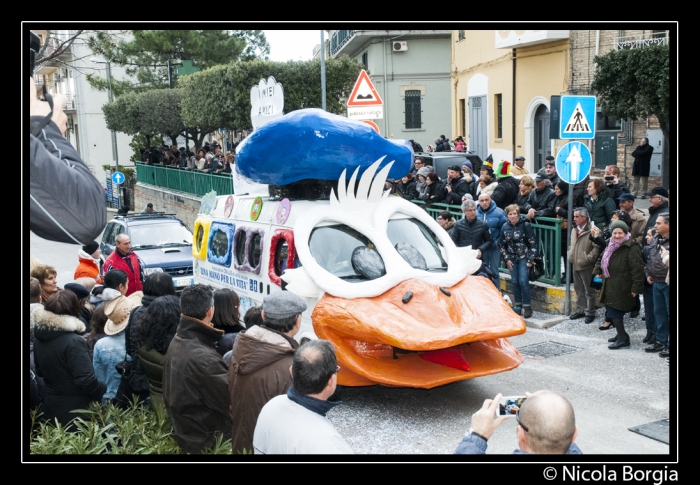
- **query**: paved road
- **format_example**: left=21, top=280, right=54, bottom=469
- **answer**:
left=28, top=230, right=673, bottom=457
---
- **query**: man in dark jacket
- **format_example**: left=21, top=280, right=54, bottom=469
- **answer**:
left=643, top=187, right=670, bottom=247
left=30, top=78, right=106, bottom=245
left=541, top=157, right=561, bottom=187
left=644, top=213, right=670, bottom=357
left=526, top=174, right=557, bottom=220
left=229, top=291, right=305, bottom=454
left=490, top=160, right=520, bottom=210
left=162, top=284, right=232, bottom=454
left=444, top=165, right=470, bottom=205
left=631, top=137, right=654, bottom=198
left=450, top=199, right=492, bottom=260
left=477, top=193, right=507, bottom=287
left=435, top=135, right=451, bottom=152
left=454, top=391, right=582, bottom=455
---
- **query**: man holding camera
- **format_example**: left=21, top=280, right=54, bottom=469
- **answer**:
left=30, top=32, right=106, bottom=245
left=604, top=165, right=630, bottom=210
left=454, top=391, right=582, bottom=455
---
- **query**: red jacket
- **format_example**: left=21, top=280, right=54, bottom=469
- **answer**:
left=74, top=256, right=103, bottom=284
left=104, top=249, right=143, bottom=295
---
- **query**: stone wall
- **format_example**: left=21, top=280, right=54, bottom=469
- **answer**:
left=134, top=184, right=201, bottom=230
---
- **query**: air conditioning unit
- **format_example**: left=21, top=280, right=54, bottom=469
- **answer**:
left=393, top=41, right=408, bottom=52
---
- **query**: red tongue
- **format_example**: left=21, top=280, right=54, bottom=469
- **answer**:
left=419, top=348, right=471, bottom=371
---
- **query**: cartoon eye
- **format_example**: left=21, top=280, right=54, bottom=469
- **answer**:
left=394, top=242, right=427, bottom=271
left=351, top=246, right=386, bottom=280
left=309, top=224, right=384, bottom=281
left=386, top=218, right=446, bottom=272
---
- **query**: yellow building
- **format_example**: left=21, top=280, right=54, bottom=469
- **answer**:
left=452, top=30, right=570, bottom=172
left=452, top=29, right=669, bottom=185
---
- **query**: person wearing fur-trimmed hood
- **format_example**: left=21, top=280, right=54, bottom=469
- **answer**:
left=32, top=290, right=106, bottom=427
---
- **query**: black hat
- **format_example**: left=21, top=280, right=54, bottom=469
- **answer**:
left=647, top=187, right=669, bottom=198
left=535, top=173, right=548, bottom=182
left=515, top=156, right=525, bottom=161
left=448, top=165, right=462, bottom=172
left=82, top=241, right=99, bottom=255
left=64, top=282, right=90, bottom=300
left=617, top=193, right=635, bottom=201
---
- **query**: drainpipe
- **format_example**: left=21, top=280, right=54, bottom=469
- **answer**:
left=383, top=38, right=388, bottom=134
left=512, top=49, right=516, bottom=160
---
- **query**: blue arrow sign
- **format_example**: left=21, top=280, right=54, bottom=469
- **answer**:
left=555, top=142, right=592, bottom=184
left=560, top=95, right=596, bottom=140
left=111, top=171, right=125, bottom=185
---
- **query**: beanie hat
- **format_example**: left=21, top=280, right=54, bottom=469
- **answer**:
left=82, top=241, right=99, bottom=255
left=495, top=160, right=512, bottom=179
left=609, top=220, right=629, bottom=234
left=462, top=161, right=473, bottom=170
left=417, top=167, right=431, bottom=178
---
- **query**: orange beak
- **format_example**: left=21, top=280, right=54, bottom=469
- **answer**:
left=312, top=275, right=526, bottom=388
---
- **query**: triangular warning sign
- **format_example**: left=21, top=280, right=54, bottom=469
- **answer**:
left=347, top=69, right=383, bottom=107
left=563, top=102, right=592, bottom=134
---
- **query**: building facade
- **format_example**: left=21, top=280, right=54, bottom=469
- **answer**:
left=329, top=30, right=452, bottom=150
left=452, top=29, right=669, bottom=186
left=33, top=29, right=135, bottom=189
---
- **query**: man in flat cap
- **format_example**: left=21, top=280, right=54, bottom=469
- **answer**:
left=229, top=291, right=306, bottom=454
left=511, top=156, right=528, bottom=176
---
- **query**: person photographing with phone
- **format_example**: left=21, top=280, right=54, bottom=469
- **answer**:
left=454, top=391, right=582, bottom=455
left=29, top=31, right=106, bottom=245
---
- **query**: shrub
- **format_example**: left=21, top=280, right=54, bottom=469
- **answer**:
left=29, top=399, right=232, bottom=455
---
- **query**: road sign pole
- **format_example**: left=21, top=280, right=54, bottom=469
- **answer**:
left=564, top=189, right=573, bottom=316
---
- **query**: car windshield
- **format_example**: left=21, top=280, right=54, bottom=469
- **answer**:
left=130, top=222, right=192, bottom=248
left=386, top=218, right=447, bottom=271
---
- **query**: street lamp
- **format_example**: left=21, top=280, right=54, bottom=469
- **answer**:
left=91, top=57, right=120, bottom=209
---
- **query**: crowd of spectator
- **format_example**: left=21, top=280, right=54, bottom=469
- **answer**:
left=28, top=134, right=670, bottom=451
left=140, top=141, right=235, bottom=175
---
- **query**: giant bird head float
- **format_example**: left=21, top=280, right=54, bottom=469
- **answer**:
left=236, top=109, right=526, bottom=388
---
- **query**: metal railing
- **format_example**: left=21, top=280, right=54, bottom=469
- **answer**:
left=135, top=162, right=234, bottom=197
left=615, top=34, right=668, bottom=50
left=330, top=30, right=356, bottom=56
left=412, top=201, right=564, bottom=285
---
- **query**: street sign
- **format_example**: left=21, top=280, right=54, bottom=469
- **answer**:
left=111, top=171, right=125, bottom=185
left=348, top=105, right=383, bottom=120
left=560, top=95, right=596, bottom=140
left=347, top=70, right=383, bottom=106
left=555, top=142, right=592, bottom=184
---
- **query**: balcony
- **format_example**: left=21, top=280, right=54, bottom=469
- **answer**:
left=615, top=33, right=668, bottom=50
left=330, top=30, right=356, bottom=57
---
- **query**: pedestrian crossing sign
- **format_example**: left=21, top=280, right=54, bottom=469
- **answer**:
left=559, top=95, right=596, bottom=140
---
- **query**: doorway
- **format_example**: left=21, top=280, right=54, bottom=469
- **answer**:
left=534, top=104, right=551, bottom=172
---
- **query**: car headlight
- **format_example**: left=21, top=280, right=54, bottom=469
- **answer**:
left=144, top=267, right=164, bottom=276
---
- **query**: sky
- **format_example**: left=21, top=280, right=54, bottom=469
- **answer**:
left=263, top=30, right=324, bottom=62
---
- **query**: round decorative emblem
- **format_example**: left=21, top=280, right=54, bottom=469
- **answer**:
left=276, top=198, right=291, bottom=225
left=250, top=196, right=263, bottom=221
left=224, top=195, right=234, bottom=218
